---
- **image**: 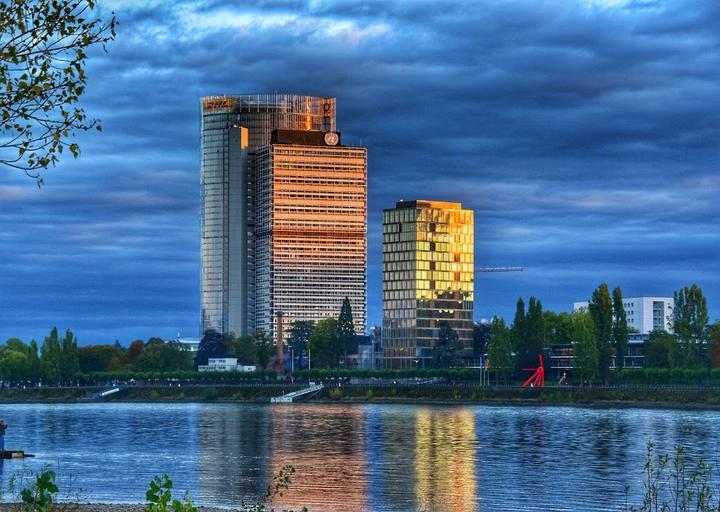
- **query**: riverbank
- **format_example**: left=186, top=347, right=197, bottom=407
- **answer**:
left=0, top=505, right=230, bottom=512
left=1, top=384, right=720, bottom=409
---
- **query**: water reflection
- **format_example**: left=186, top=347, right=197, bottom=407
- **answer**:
left=268, top=404, right=368, bottom=512
left=415, top=408, right=476, bottom=512
left=0, top=403, right=719, bottom=511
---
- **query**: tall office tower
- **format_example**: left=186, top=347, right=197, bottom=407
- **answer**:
left=382, top=200, right=474, bottom=369
left=255, top=129, right=367, bottom=339
left=200, top=95, right=337, bottom=336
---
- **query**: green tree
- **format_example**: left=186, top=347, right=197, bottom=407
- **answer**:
left=59, top=329, right=80, bottom=381
left=134, top=341, right=193, bottom=372
left=195, top=329, right=226, bottom=367
left=644, top=330, right=679, bottom=369
left=0, top=346, right=29, bottom=381
left=511, top=297, right=526, bottom=371
left=434, top=321, right=460, bottom=368
left=612, top=286, right=629, bottom=381
left=543, top=311, right=573, bottom=346
left=572, top=310, right=598, bottom=384
left=308, top=318, right=339, bottom=369
left=288, top=320, right=314, bottom=370
left=0, top=0, right=117, bottom=180
left=252, top=330, right=273, bottom=370
left=40, top=327, right=62, bottom=383
left=589, top=283, right=613, bottom=383
left=673, top=284, right=708, bottom=368
left=337, top=297, right=356, bottom=368
left=28, top=339, right=40, bottom=381
left=525, top=296, right=544, bottom=362
left=487, top=316, right=513, bottom=383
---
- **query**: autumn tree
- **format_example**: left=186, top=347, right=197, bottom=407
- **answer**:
left=0, top=0, right=117, bottom=181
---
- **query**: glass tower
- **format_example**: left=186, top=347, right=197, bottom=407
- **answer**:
left=200, top=95, right=337, bottom=336
left=382, top=200, right=474, bottom=368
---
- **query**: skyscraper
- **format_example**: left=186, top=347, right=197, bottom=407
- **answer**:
left=382, top=200, right=474, bottom=368
left=200, top=94, right=365, bottom=340
left=254, top=130, right=367, bottom=338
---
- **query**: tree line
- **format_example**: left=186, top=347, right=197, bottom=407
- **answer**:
left=0, top=328, right=193, bottom=384
left=196, top=297, right=359, bottom=370
left=486, top=283, right=719, bottom=384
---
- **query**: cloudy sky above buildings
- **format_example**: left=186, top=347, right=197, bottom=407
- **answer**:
left=1, top=0, right=718, bottom=344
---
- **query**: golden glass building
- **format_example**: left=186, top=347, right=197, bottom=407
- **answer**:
left=255, top=130, right=367, bottom=339
left=382, top=200, right=474, bottom=368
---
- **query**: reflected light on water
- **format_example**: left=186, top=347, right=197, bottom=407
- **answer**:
left=415, top=408, right=477, bottom=512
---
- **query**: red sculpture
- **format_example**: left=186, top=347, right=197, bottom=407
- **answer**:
left=521, top=354, right=545, bottom=388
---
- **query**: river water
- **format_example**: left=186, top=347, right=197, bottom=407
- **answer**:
left=0, top=402, right=718, bottom=511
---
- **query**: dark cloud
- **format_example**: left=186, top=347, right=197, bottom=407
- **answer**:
left=1, top=0, right=718, bottom=344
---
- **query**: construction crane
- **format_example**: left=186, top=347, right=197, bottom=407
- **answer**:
left=475, top=267, right=523, bottom=273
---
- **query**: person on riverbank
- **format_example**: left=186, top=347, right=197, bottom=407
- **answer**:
left=0, top=420, right=7, bottom=451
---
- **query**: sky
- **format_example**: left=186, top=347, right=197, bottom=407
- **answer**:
left=1, top=0, right=718, bottom=345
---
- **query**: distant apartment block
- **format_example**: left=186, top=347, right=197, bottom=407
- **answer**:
left=382, top=200, right=474, bottom=369
left=573, top=296, right=674, bottom=334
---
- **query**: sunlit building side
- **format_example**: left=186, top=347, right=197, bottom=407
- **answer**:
left=200, top=95, right=336, bottom=336
left=382, top=200, right=474, bottom=368
left=254, top=130, right=367, bottom=339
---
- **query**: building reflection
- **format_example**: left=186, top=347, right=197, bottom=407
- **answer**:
left=415, top=408, right=477, bottom=512
left=268, top=404, right=368, bottom=512
left=197, top=406, right=269, bottom=506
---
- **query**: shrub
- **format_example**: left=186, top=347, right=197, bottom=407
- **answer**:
left=329, top=388, right=343, bottom=400
left=144, top=474, right=196, bottom=512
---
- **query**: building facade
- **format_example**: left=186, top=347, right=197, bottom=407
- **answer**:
left=382, top=200, right=474, bottom=368
left=573, top=296, right=674, bottom=334
left=254, top=129, right=367, bottom=339
left=200, top=94, right=342, bottom=336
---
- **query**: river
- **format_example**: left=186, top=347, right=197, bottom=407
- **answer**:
left=0, top=403, right=718, bottom=511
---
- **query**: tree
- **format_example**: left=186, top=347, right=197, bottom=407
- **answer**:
left=708, top=331, right=720, bottom=369
left=487, top=317, right=513, bottom=383
left=0, top=0, right=117, bottom=180
left=511, top=298, right=526, bottom=371
left=252, top=330, right=273, bottom=369
left=135, top=342, right=193, bottom=372
left=288, top=320, right=314, bottom=370
left=0, top=347, right=29, bottom=381
left=644, top=330, right=679, bottom=369
left=195, top=329, right=226, bottom=367
left=589, top=283, right=613, bottom=384
left=673, top=284, right=708, bottom=368
left=612, top=286, right=629, bottom=381
left=59, top=329, right=79, bottom=381
left=433, top=321, right=460, bottom=368
left=473, top=322, right=491, bottom=356
left=308, top=318, right=340, bottom=369
left=572, top=310, right=598, bottom=384
left=543, top=311, right=573, bottom=346
left=28, top=339, right=40, bottom=380
left=337, top=297, right=356, bottom=368
left=40, top=327, right=62, bottom=383
left=78, top=345, right=123, bottom=373
left=126, top=339, right=145, bottom=363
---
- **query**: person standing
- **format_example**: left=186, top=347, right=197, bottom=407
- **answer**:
left=0, top=420, right=7, bottom=452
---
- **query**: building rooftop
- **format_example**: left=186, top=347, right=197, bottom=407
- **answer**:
left=392, top=200, right=463, bottom=210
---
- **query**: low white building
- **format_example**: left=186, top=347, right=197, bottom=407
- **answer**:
left=573, top=296, right=673, bottom=334
left=197, top=357, right=257, bottom=372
